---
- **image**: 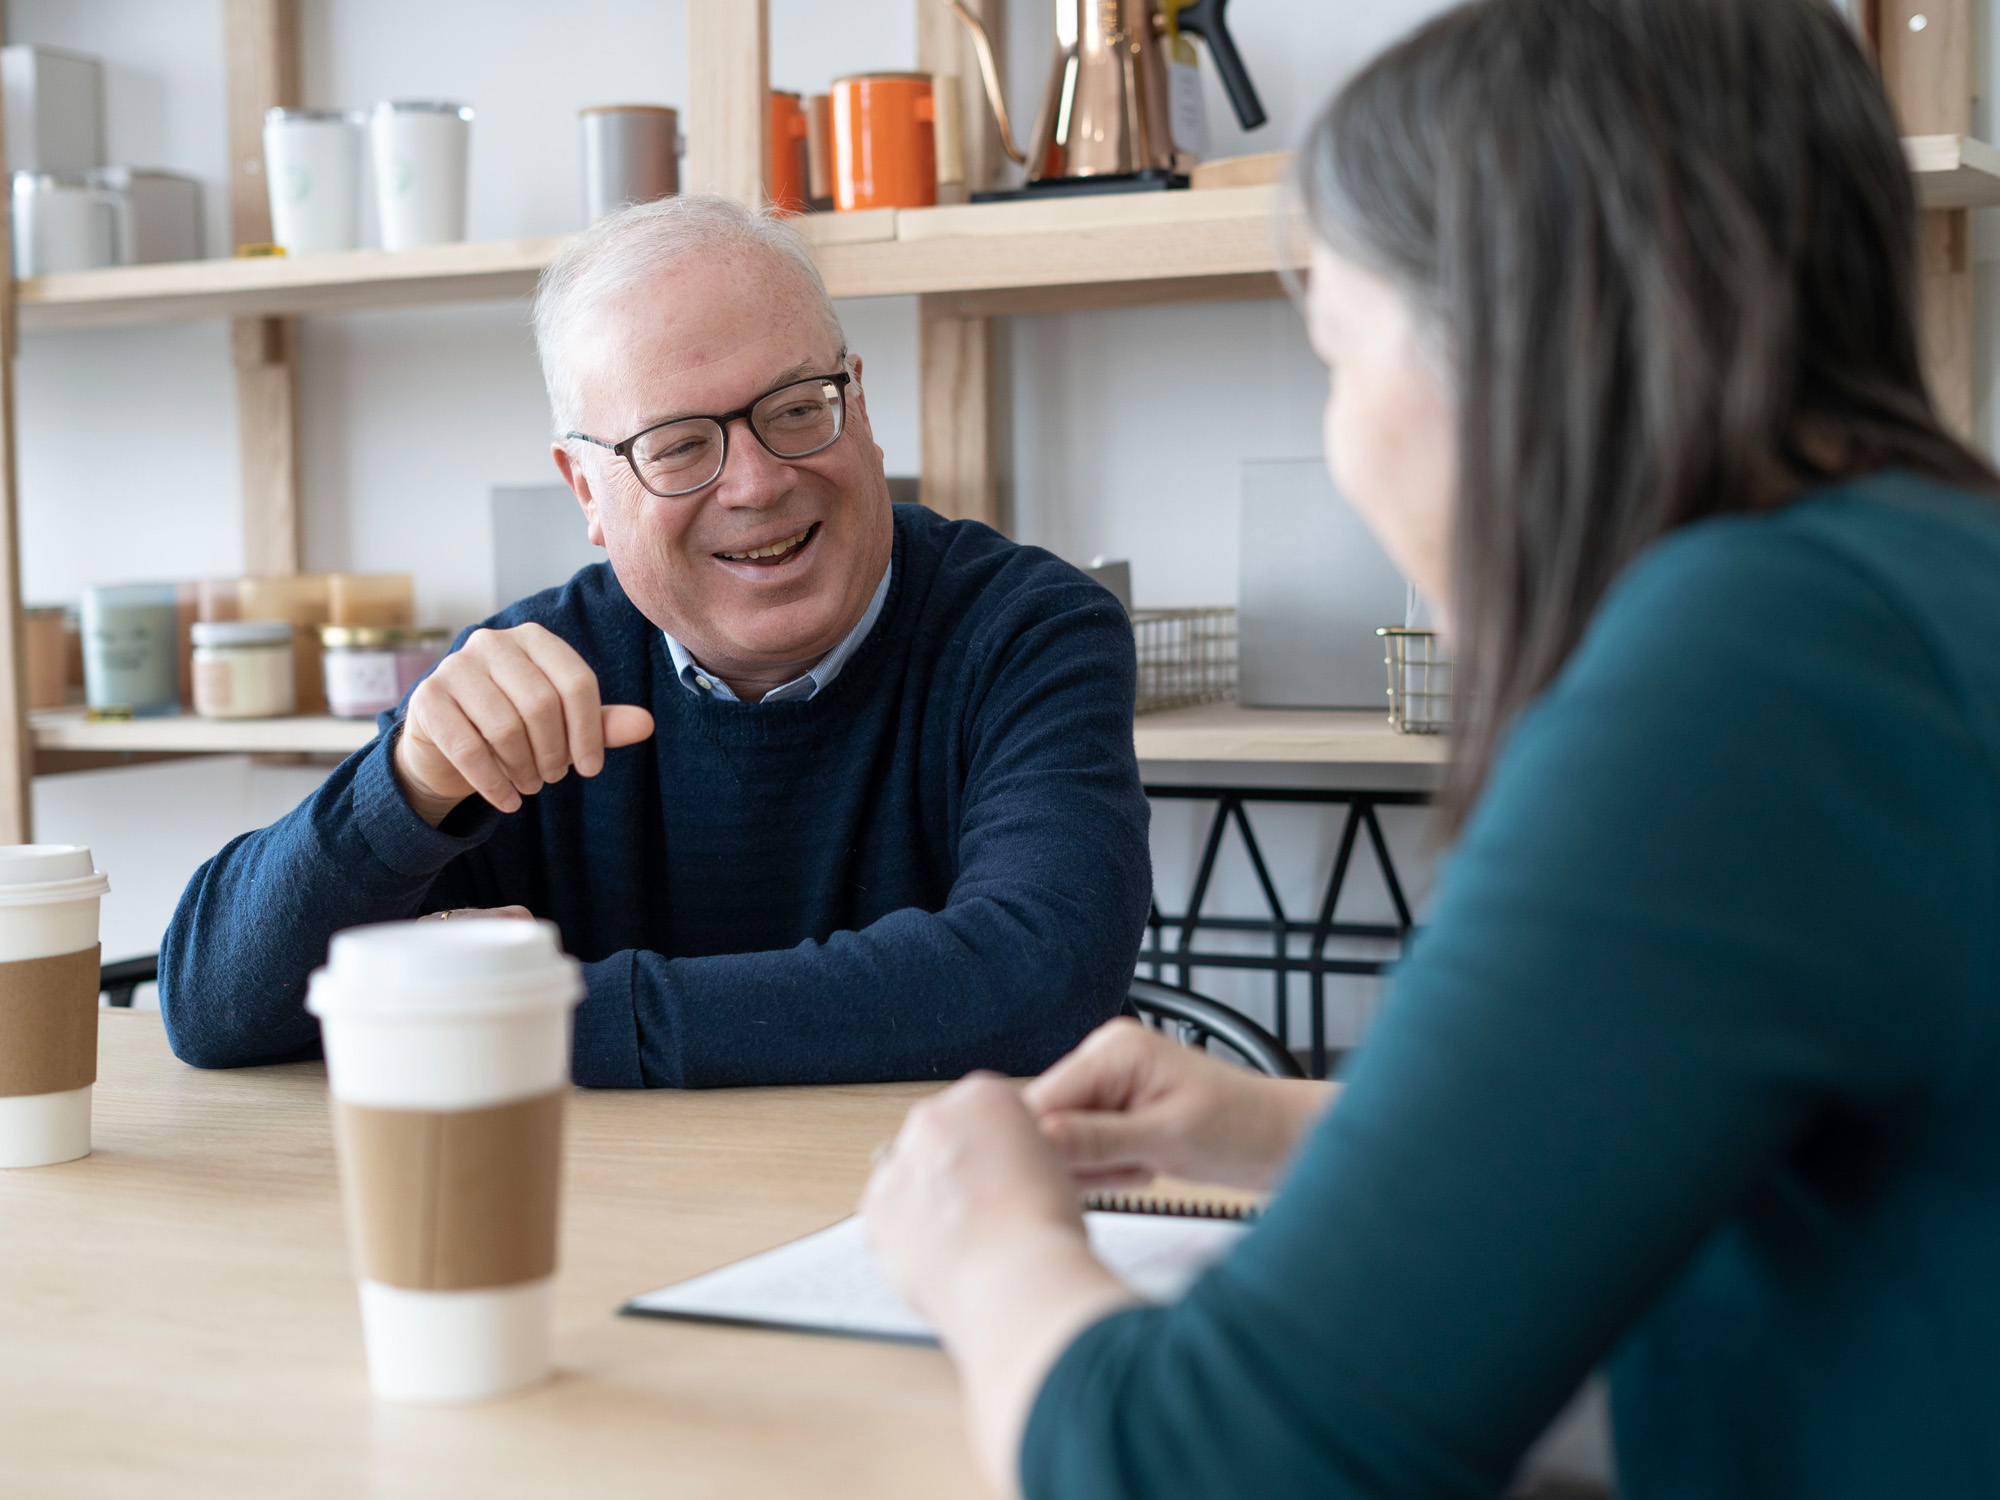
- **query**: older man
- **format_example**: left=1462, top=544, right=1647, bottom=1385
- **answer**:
left=158, top=195, right=1152, bottom=1088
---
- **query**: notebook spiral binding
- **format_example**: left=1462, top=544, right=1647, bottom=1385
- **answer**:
left=1084, top=1192, right=1262, bottom=1223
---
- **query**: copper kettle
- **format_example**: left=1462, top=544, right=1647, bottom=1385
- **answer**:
left=950, top=0, right=1265, bottom=186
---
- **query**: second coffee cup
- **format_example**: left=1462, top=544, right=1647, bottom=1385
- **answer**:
left=0, top=845, right=110, bottom=1170
left=308, top=917, right=582, bottom=1403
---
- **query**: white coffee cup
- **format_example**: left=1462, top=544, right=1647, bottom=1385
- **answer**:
left=369, top=101, right=472, bottom=251
left=263, top=107, right=364, bottom=255
left=307, top=917, right=581, bottom=1403
left=0, top=844, right=110, bottom=1170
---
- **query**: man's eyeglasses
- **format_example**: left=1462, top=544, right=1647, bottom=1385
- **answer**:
left=565, top=368, right=853, bottom=499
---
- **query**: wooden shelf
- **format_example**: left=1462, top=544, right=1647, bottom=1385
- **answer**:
left=30, top=702, right=1437, bottom=767
left=29, top=709, right=376, bottom=756
left=1132, top=702, right=1447, bottom=765
left=14, top=133, right=1992, bottom=333
left=16, top=236, right=567, bottom=332
left=1907, top=134, right=2000, bottom=208
left=16, top=186, right=1298, bottom=331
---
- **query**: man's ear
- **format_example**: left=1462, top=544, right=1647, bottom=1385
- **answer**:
left=845, top=353, right=873, bottom=433
left=552, top=441, right=608, bottom=548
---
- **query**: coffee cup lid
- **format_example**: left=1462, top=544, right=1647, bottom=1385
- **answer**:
left=0, top=844, right=110, bottom=905
left=308, top=918, right=582, bottom=1019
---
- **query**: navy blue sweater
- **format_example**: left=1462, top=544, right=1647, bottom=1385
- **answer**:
left=158, top=505, right=1153, bottom=1087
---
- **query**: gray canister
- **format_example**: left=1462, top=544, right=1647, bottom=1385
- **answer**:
left=580, top=105, right=678, bottom=223
left=80, top=582, right=178, bottom=716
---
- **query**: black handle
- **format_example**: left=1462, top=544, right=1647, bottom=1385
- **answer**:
left=1175, top=0, right=1267, bottom=132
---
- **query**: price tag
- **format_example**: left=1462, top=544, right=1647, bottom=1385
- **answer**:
left=1167, top=55, right=1211, bottom=158
left=1161, top=0, right=1211, bottom=159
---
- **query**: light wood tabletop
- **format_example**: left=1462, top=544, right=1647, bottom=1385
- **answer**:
left=0, top=1011, right=977, bottom=1500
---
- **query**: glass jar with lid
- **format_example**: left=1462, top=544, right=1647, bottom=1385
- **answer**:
left=321, top=626, right=450, bottom=719
left=191, top=620, right=298, bottom=719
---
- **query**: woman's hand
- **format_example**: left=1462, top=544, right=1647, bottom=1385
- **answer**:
left=1026, top=1018, right=1337, bottom=1192
left=862, top=1074, right=1138, bottom=1500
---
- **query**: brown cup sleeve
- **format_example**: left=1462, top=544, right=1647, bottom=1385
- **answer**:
left=0, top=945, right=100, bottom=1098
left=333, top=1091, right=564, bottom=1292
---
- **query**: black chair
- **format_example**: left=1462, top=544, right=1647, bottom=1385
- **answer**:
left=100, top=953, right=158, bottom=1009
left=1126, top=978, right=1306, bottom=1080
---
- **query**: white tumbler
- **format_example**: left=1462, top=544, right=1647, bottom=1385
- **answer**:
left=0, top=845, right=110, bottom=1169
left=263, top=107, right=364, bottom=254
left=369, top=101, right=472, bottom=250
left=307, top=918, right=581, bottom=1402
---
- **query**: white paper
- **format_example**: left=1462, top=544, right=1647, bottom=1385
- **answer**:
left=625, top=1212, right=1248, bottom=1344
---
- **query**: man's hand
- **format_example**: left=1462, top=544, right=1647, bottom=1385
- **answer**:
left=1025, top=1018, right=1337, bottom=1193
left=392, top=624, right=655, bottom=827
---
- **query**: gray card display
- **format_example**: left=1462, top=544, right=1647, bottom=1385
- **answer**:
left=1238, top=458, right=1410, bottom=709
left=2, top=46, right=103, bottom=175
left=491, top=484, right=606, bottom=610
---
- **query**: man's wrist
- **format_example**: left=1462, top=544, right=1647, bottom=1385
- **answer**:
left=389, top=727, right=467, bottom=829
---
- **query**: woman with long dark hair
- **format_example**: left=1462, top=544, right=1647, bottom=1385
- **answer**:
left=862, top=0, right=2000, bottom=1495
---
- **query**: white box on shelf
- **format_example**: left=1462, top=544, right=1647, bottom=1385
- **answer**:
left=98, top=169, right=202, bottom=264
left=1, top=45, right=103, bottom=175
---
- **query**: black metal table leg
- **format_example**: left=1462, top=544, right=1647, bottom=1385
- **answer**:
left=1143, top=785, right=1429, bottom=1078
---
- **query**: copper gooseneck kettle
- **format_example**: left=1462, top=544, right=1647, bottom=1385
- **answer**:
left=950, top=0, right=1265, bottom=188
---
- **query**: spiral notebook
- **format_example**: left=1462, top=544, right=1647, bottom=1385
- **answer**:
left=623, top=1192, right=1260, bottom=1346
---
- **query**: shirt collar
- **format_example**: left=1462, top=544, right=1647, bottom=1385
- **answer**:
left=663, top=559, right=892, bottom=704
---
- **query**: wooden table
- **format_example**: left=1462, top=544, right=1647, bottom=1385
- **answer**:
left=1132, top=702, right=1447, bottom=766
left=0, top=1012, right=976, bottom=1499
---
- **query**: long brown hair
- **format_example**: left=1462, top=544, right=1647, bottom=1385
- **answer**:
left=1300, top=0, right=1996, bottom=831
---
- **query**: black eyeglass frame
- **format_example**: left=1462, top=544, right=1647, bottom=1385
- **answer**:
left=564, top=366, right=854, bottom=499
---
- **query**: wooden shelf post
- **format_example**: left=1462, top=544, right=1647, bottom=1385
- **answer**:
left=685, top=0, right=770, bottom=206
left=223, top=0, right=303, bottom=576
left=0, top=17, right=34, bottom=834
left=1878, top=0, right=1974, bottom=439
left=917, top=0, right=1007, bottom=530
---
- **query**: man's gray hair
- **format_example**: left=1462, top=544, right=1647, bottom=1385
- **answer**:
left=532, top=193, right=847, bottom=436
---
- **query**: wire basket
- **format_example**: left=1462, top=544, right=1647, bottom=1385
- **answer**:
left=1378, top=627, right=1452, bottom=734
left=1132, top=607, right=1237, bottom=715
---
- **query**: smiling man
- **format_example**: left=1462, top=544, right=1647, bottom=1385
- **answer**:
left=157, top=195, right=1154, bottom=1088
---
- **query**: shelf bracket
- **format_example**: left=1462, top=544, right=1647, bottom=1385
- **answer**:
left=0, top=13, right=34, bottom=827
left=224, top=0, right=303, bottom=575
left=917, top=0, right=1010, bottom=532
left=685, top=0, right=770, bottom=206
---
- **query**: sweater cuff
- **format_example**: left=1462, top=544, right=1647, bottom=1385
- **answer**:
left=352, top=726, right=504, bottom=879
left=573, top=950, right=647, bottom=1088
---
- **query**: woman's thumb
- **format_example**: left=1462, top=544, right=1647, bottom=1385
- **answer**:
left=600, top=704, right=655, bottom=748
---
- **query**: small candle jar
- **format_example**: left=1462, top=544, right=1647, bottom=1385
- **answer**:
left=322, top=626, right=450, bottom=719
left=81, top=582, right=179, bottom=717
left=191, top=620, right=298, bottom=719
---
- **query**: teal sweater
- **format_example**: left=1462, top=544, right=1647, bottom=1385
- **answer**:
left=1024, top=472, right=2000, bottom=1499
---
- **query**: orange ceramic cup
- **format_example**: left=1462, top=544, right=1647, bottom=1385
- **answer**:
left=830, top=73, right=936, bottom=212
left=770, top=90, right=809, bottom=215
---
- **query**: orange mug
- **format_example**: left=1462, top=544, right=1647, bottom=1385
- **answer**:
left=770, top=90, right=809, bottom=215
left=830, top=73, right=936, bottom=212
